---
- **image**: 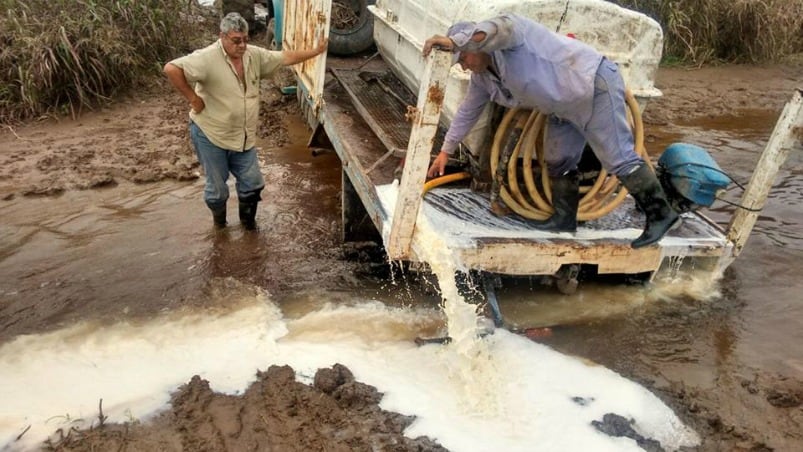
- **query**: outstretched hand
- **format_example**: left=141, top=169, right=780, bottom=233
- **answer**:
left=316, top=37, right=329, bottom=56
left=427, top=151, right=450, bottom=178
left=423, top=35, right=454, bottom=57
left=282, top=38, right=330, bottom=66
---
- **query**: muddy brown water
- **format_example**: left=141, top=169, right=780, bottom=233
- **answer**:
left=1, top=106, right=801, bottom=449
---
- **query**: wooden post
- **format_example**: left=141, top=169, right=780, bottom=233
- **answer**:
left=386, top=50, right=451, bottom=260
left=727, top=89, right=802, bottom=256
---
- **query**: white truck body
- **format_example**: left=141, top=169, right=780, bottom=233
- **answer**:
left=369, top=0, right=663, bottom=153
left=277, top=0, right=798, bottom=299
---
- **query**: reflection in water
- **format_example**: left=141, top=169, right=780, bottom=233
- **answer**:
left=641, top=109, right=803, bottom=378
left=202, top=228, right=271, bottom=282
left=496, top=269, right=721, bottom=330
left=660, top=114, right=803, bottom=251
left=713, top=325, right=736, bottom=369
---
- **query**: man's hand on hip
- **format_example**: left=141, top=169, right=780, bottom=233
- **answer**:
left=190, top=94, right=205, bottom=114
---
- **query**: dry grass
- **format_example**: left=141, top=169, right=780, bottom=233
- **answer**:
left=611, top=0, right=803, bottom=64
left=1, top=0, right=800, bottom=122
left=0, top=0, right=217, bottom=123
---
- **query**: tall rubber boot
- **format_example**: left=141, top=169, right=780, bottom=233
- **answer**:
left=531, top=171, right=579, bottom=232
left=238, top=191, right=261, bottom=230
left=618, top=163, right=680, bottom=248
left=206, top=201, right=227, bottom=229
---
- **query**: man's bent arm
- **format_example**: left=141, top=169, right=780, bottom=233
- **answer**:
left=441, top=81, right=490, bottom=154
left=164, top=64, right=197, bottom=101
left=164, top=63, right=203, bottom=112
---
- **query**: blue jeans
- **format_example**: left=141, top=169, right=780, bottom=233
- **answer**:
left=543, top=58, right=643, bottom=177
left=189, top=121, right=265, bottom=207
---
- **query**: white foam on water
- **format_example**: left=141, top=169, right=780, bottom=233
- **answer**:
left=0, top=183, right=701, bottom=451
left=389, top=184, right=504, bottom=416
left=0, top=294, right=286, bottom=449
left=0, top=295, right=700, bottom=451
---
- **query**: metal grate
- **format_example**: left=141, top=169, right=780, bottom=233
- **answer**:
left=331, top=68, right=445, bottom=158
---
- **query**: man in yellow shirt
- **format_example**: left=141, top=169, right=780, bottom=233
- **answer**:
left=164, top=12, right=327, bottom=229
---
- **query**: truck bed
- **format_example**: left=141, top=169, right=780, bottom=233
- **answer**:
left=319, top=57, right=734, bottom=277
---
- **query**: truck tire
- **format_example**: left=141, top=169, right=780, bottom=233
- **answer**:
left=222, top=0, right=261, bottom=35
left=259, top=1, right=275, bottom=47
left=266, top=17, right=276, bottom=49
left=329, top=0, right=375, bottom=56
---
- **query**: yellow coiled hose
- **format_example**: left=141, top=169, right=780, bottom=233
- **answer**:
left=490, top=89, right=651, bottom=221
left=422, top=171, right=472, bottom=196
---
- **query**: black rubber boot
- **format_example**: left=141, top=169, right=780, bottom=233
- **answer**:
left=238, top=191, right=261, bottom=230
left=531, top=171, right=579, bottom=232
left=238, top=201, right=258, bottom=230
left=618, top=163, right=680, bottom=248
left=206, top=201, right=227, bottom=228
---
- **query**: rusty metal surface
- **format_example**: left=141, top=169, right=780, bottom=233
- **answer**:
left=331, top=68, right=446, bottom=159
left=458, top=240, right=665, bottom=275
left=323, top=78, right=399, bottom=185
left=320, top=77, right=401, bottom=233
left=284, top=0, right=330, bottom=112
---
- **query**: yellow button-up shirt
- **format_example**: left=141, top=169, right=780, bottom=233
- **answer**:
left=169, top=41, right=283, bottom=151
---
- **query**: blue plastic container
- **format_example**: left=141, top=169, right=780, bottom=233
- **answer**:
left=657, top=143, right=730, bottom=207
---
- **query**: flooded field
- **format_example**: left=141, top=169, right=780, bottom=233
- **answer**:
left=1, top=65, right=801, bottom=450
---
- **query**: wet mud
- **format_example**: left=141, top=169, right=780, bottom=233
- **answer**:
left=43, top=364, right=445, bottom=451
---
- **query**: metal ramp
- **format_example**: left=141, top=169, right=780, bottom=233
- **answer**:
left=331, top=68, right=447, bottom=169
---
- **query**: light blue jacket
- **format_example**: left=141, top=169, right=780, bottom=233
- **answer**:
left=443, top=14, right=604, bottom=154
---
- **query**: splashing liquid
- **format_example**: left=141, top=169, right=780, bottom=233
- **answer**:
left=404, top=191, right=503, bottom=415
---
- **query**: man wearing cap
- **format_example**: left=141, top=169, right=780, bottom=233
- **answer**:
left=423, top=13, right=678, bottom=249
left=164, top=12, right=327, bottom=230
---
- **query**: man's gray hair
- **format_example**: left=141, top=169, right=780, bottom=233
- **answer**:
left=220, top=12, right=249, bottom=35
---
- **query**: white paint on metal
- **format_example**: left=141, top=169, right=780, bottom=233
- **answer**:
left=387, top=50, right=453, bottom=259
left=377, top=185, right=730, bottom=276
left=369, top=0, right=663, bottom=155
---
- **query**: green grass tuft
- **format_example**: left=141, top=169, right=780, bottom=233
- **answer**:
left=610, top=0, right=803, bottom=65
left=0, top=0, right=217, bottom=123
